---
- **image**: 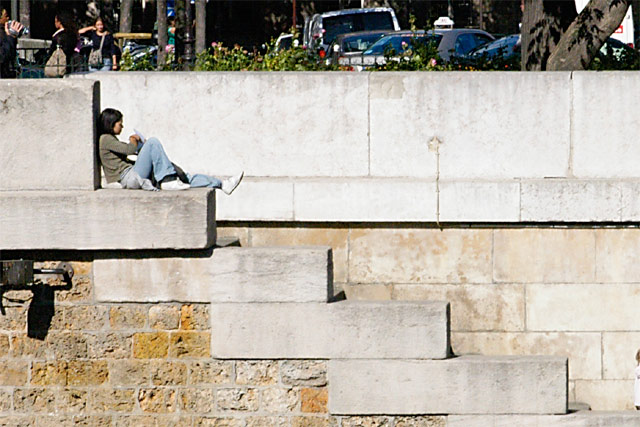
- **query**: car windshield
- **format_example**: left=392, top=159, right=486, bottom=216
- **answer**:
left=278, top=36, right=293, bottom=50
left=323, top=12, right=395, bottom=45
left=364, top=34, right=442, bottom=55
left=469, top=35, right=518, bottom=58
left=341, top=33, right=387, bottom=52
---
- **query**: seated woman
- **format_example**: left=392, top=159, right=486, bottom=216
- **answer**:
left=99, top=108, right=243, bottom=192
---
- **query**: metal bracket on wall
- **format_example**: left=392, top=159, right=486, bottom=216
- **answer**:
left=0, top=260, right=74, bottom=287
left=0, top=260, right=74, bottom=316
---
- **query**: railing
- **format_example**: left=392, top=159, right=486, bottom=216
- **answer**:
left=16, top=47, right=89, bottom=78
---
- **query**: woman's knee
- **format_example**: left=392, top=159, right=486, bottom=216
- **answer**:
left=146, top=137, right=161, bottom=146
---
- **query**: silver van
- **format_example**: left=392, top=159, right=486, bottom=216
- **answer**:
left=303, top=8, right=401, bottom=52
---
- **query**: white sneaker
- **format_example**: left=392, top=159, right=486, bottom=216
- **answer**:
left=161, top=179, right=190, bottom=191
left=221, top=171, right=244, bottom=195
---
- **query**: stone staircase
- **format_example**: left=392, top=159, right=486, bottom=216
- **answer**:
left=94, top=246, right=572, bottom=419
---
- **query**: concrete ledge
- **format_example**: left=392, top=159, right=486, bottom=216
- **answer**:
left=0, top=189, right=215, bottom=250
left=0, top=80, right=99, bottom=190
left=328, top=356, right=567, bottom=415
left=94, top=246, right=332, bottom=303
left=521, top=180, right=624, bottom=222
left=210, top=301, right=450, bottom=359
left=448, top=411, right=640, bottom=426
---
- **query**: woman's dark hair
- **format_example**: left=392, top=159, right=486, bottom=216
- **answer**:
left=95, top=17, right=107, bottom=30
left=56, top=10, right=77, bottom=36
left=100, top=108, right=123, bottom=135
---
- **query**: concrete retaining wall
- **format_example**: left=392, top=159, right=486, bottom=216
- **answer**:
left=0, top=80, right=100, bottom=191
left=73, top=71, right=640, bottom=222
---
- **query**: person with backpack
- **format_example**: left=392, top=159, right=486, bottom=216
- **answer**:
left=47, top=11, right=80, bottom=74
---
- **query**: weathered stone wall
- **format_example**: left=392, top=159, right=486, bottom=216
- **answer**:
left=69, top=71, right=640, bottom=223
left=0, top=80, right=100, bottom=191
left=217, top=224, right=640, bottom=411
left=0, top=258, right=450, bottom=426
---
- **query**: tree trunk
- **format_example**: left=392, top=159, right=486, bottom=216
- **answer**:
left=157, top=0, right=168, bottom=68
left=18, top=0, right=29, bottom=35
left=195, top=0, right=206, bottom=54
left=521, top=0, right=577, bottom=70
left=119, top=0, right=134, bottom=33
left=631, top=0, right=640, bottom=50
left=547, top=0, right=629, bottom=70
left=175, top=0, right=185, bottom=61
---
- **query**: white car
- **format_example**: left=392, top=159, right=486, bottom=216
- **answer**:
left=303, top=7, right=401, bottom=53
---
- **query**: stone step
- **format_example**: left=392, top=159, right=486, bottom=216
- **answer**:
left=447, top=411, right=640, bottom=426
left=0, top=189, right=215, bottom=250
left=210, top=301, right=450, bottom=359
left=94, top=246, right=332, bottom=303
left=329, top=356, right=567, bottom=415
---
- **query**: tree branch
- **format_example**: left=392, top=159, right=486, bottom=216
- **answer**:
left=547, top=0, right=629, bottom=70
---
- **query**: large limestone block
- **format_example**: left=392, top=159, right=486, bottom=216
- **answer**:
left=0, top=80, right=99, bottom=190
left=369, top=72, right=571, bottom=179
left=521, top=180, right=623, bottom=222
left=250, top=227, right=349, bottom=283
left=452, top=332, right=602, bottom=380
left=449, top=411, right=640, bottom=427
left=595, top=229, right=640, bottom=283
left=76, top=72, right=370, bottom=177
left=349, top=228, right=493, bottom=284
left=620, top=182, right=640, bottom=221
left=494, top=229, right=596, bottom=283
left=215, top=179, right=294, bottom=220
left=210, top=301, right=450, bottom=359
left=328, top=356, right=568, bottom=415
left=94, top=246, right=331, bottom=303
left=294, top=179, right=436, bottom=221
left=526, top=284, right=640, bottom=331
left=602, top=332, right=640, bottom=380
left=572, top=72, right=640, bottom=178
left=0, top=189, right=214, bottom=250
left=392, top=284, right=525, bottom=332
left=439, top=181, right=520, bottom=222
left=574, top=380, right=635, bottom=411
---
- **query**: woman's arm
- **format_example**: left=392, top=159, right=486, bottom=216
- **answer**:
left=78, top=26, right=95, bottom=35
left=100, top=134, right=139, bottom=155
left=0, top=29, right=17, bottom=64
left=105, top=33, right=118, bottom=70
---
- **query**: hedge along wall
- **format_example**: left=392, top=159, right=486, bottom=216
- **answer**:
left=69, top=71, right=640, bottom=410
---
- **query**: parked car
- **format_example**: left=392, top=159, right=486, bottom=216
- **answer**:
left=464, top=34, right=638, bottom=70
left=274, top=33, right=295, bottom=51
left=463, top=34, right=521, bottom=68
left=327, top=30, right=389, bottom=66
left=304, top=7, right=401, bottom=53
left=354, top=28, right=494, bottom=69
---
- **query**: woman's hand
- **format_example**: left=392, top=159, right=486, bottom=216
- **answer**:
left=129, top=134, right=141, bottom=146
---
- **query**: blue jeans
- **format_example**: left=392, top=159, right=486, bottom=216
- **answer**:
left=89, top=57, right=113, bottom=72
left=133, top=137, right=222, bottom=188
